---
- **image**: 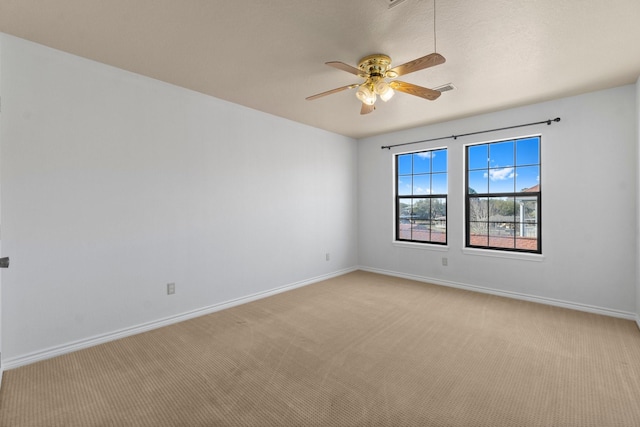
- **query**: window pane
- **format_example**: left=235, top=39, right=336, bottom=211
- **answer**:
left=468, top=170, right=488, bottom=194
left=432, top=149, right=447, bottom=173
left=516, top=166, right=540, bottom=192
left=468, top=197, right=488, bottom=222
left=412, top=198, right=429, bottom=221
left=468, top=145, right=488, bottom=170
left=516, top=137, right=540, bottom=166
left=398, top=176, right=412, bottom=196
left=398, top=225, right=411, bottom=240
left=398, top=214, right=411, bottom=239
left=515, top=197, right=538, bottom=223
left=398, top=199, right=413, bottom=240
left=398, top=199, right=412, bottom=240
left=430, top=197, right=447, bottom=220
left=515, top=194, right=539, bottom=250
left=489, top=225, right=515, bottom=249
left=488, top=167, right=515, bottom=193
left=489, top=197, right=515, bottom=223
left=413, top=174, right=430, bottom=195
left=413, top=152, right=430, bottom=174
left=411, top=224, right=430, bottom=242
left=398, top=200, right=411, bottom=218
left=432, top=173, right=447, bottom=195
left=515, top=221, right=538, bottom=238
left=489, top=141, right=514, bottom=168
left=430, top=198, right=447, bottom=243
left=398, top=154, right=412, bottom=175
left=469, top=222, right=488, bottom=246
left=411, top=198, right=429, bottom=242
left=516, top=224, right=538, bottom=250
left=516, top=237, right=538, bottom=251
left=431, top=220, right=446, bottom=243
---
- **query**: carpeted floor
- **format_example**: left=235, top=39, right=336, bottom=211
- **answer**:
left=1, top=271, right=639, bottom=426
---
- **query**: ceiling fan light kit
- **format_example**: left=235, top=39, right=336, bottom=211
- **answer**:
left=376, top=80, right=394, bottom=102
left=356, top=84, right=376, bottom=106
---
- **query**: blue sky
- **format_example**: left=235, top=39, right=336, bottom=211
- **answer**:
left=397, top=149, right=447, bottom=195
left=397, top=138, right=540, bottom=196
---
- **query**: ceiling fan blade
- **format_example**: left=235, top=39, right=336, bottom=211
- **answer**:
left=326, top=61, right=362, bottom=75
left=389, top=81, right=441, bottom=100
left=306, top=84, right=359, bottom=101
left=360, top=103, right=375, bottom=115
left=388, top=53, right=445, bottom=77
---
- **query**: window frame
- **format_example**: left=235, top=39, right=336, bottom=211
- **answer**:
left=395, top=147, right=448, bottom=246
left=464, top=136, right=542, bottom=254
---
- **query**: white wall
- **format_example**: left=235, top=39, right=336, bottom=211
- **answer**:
left=637, top=76, right=640, bottom=328
left=358, top=84, right=638, bottom=317
left=0, top=34, right=358, bottom=366
left=0, top=38, right=3, bottom=379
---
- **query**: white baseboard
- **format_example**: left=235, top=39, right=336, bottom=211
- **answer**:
left=3, top=267, right=358, bottom=370
left=636, top=316, right=640, bottom=331
left=359, top=266, right=637, bottom=321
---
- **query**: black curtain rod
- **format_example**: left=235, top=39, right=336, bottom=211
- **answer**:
left=380, top=117, right=561, bottom=150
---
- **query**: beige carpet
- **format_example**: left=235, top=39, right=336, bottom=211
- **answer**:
left=1, top=271, right=640, bottom=426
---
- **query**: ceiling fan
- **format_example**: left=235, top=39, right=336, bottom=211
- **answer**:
left=306, top=52, right=446, bottom=115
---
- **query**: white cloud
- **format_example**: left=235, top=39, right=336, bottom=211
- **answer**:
left=485, top=167, right=515, bottom=181
left=413, top=186, right=431, bottom=195
left=416, top=152, right=434, bottom=159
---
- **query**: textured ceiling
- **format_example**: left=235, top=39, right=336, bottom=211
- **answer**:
left=1, top=0, right=639, bottom=139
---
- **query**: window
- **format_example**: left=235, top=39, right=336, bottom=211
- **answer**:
left=396, top=149, right=447, bottom=244
left=466, top=136, right=541, bottom=253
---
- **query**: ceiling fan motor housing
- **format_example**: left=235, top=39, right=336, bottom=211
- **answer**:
left=358, top=54, right=393, bottom=78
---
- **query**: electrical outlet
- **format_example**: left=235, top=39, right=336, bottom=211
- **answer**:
left=442, top=257, right=448, bottom=266
left=167, top=282, right=175, bottom=295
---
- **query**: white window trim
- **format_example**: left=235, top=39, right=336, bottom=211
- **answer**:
left=393, top=241, right=450, bottom=252
left=461, top=247, right=544, bottom=262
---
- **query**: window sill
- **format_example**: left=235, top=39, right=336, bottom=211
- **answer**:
left=393, top=241, right=449, bottom=252
left=462, top=247, right=544, bottom=262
